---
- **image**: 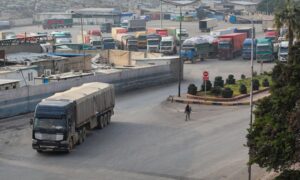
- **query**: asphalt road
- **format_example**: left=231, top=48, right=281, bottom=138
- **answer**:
left=0, top=59, right=275, bottom=180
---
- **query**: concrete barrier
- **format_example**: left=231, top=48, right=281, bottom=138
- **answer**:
left=0, top=64, right=178, bottom=119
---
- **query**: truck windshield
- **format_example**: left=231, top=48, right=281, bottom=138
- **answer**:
left=161, top=41, right=172, bottom=46
left=34, top=118, right=67, bottom=130
left=280, top=47, right=288, bottom=53
left=128, top=41, right=137, bottom=45
left=243, top=45, right=252, bottom=50
left=148, top=40, right=159, bottom=45
left=138, top=36, right=147, bottom=41
left=121, top=23, right=128, bottom=27
left=257, top=45, right=271, bottom=52
left=219, top=43, right=230, bottom=49
left=179, top=33, right=188, bottom=38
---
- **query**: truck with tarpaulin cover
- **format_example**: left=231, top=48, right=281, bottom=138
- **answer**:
left=181, top=36, right=211, bottom=63
left=31, top=82, right=115, bottom=153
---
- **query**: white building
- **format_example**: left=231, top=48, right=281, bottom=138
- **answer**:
left=0, top=65, right=38, bottom=86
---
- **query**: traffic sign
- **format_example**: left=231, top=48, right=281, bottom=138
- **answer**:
left=203, top=71, right=209, bottom=77
left=203, top=76, right=209, bottom=81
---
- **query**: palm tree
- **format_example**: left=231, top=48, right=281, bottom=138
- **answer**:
left=275, top=0, right=300, bottom=64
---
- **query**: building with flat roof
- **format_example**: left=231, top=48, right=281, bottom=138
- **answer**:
left=0, top=79, right=20, bottom=91
left=34, top=71, right=93, bottom=85
left=0, top=65, right=38, bottom=86
left=34, top=8, right=122, bottom=25
left=4, top=52, right=92, bottom=76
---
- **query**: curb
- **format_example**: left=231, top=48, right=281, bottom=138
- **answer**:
left=167, top=96, right=264, bottom=106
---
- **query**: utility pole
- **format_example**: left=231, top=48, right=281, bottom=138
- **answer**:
left=248, top=13, right=255, bottom=180
left=160, top=0, right=163, bottom=28
left=178, top=6, right=182, bottom=97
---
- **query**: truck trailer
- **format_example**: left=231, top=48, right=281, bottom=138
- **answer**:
left=31, top=82, right=115, bottom=153
left=218, top=33, right=247, bottom=60
left=199, top=18, right=217, bottom=32
left=43, top=19, right=73, bottom=29
left=121, top=19, right=146, bottom=32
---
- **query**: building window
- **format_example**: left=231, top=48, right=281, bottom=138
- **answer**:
left=28, top=72, right=33, bottom=81
left=13, top=85, right=16, bottom=89
left=5, top=87, right=9, bottom=90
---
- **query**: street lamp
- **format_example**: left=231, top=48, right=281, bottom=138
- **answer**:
left=161, top=0, right=199, bottom=97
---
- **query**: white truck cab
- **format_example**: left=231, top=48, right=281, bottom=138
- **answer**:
left=278, top=41, right=288, bottom=62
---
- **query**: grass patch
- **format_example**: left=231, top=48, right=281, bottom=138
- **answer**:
left=194, top=74, right=272, bottom=97
left=225, top=74, right=272, bottom=96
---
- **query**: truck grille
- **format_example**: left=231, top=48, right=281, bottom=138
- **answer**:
left=35, top=133, right=64, bottom=141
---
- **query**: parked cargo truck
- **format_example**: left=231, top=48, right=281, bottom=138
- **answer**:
left=218, top=33, right=247, bottom=60
left=167, top=27, right=189, bottom=45
left=147, top=28, right=168, bottom=37
left=31, top=82, right=115, bottom=153
left=160, top=36, right=176, bottom=55
left=234, top=27, right=255, bottom=38
left=43, top=19, right=73, bottom=29
left=199, top=18, right=217, bottom=32
left=135, top=31, right=147, bottom=49
left=121, top=19, right=146, bottom=32
left=256, top=38, right=274, bottom=62
left=242, top=38, right=257, bottom=60
left=181, top=36, right=211, bottom=62
left=147, top=34, right=161, bottom=52
left=278, top=41, right=288, bottom=62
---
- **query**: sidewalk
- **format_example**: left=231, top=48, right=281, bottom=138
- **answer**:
left=168, top=91, right=270, bottom=106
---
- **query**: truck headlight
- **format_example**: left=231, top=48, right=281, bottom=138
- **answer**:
left=35, top=132, right=42, bottom=140
left=56, top=134, right=64, bottom=141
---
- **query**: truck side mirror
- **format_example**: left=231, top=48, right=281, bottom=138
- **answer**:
left=30, top=118, right=33, bottom=126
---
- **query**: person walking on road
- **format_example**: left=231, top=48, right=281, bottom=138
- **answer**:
left=185, top=103, right=192, bottom=121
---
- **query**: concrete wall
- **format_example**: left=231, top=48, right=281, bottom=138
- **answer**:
left=0, top=44, right=43, bottom=54
left=0, top=63, right=179, bottom=119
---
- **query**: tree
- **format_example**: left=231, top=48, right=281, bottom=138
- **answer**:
left=247, top=43, right=300, bottom=171
left=257, top=0, right=285, bottom=14
left=274, top=0, right=300, bottom=64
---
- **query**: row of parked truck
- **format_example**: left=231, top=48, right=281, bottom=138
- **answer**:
left=110, top=27, right=189, bottom=54
left=181, top=26, right=288, bottom=63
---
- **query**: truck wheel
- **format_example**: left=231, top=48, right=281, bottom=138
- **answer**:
left=36, top=150, right=43, bottom=153
left=103, top=114, right=108, bottom=127
left=107, top=112, right=111, bottom=124
left=98, top=116, right=104, bottom=129
left=78, top=130, right=83, bottom=145
left=67, top=138, right=74, bottom=153
left=82, top=127, right=86, bottom=141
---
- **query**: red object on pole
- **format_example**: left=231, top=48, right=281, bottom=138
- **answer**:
left=203, top=71, right=209, bottom=77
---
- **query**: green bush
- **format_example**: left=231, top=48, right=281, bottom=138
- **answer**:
left=241, top=74, right=246, bottom=80
left=222, top=88, right=233, bottom=98
left=253, top=79, right=260, bottom=91
left=214, top=76, right=224, bottom=87
left=253, top=71, right=258, bottom=77
left=201, top=80, right=212, bottom=91
left=239, top=84, right=247, bottom=94
left=187, top=84, right=197, bottom=95
left=275, top=170, right=300, bottom=180
left=210, top=86, right=222, bottom=96
left=226, top=74, right=236, bottom=84
left=262, top=78, right=270, bottom=87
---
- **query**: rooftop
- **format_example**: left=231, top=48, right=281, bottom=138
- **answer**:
left=0, top=79, right=20, bottom=85
left=230, top=1, right=258, bottom=6
left=6, top=53, right=66, bottom=64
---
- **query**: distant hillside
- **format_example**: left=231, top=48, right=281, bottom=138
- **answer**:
left=256, top=0, right=285, bottom=14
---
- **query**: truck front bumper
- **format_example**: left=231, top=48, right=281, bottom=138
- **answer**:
left=32, top=139, right=69, bottom=151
